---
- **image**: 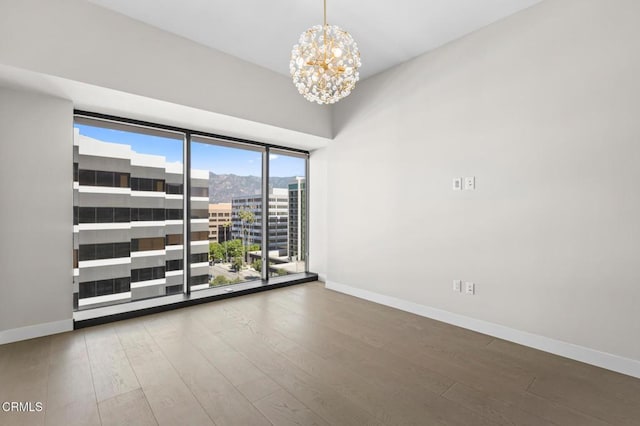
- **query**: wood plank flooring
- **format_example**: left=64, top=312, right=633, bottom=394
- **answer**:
left=0, top=281, right=638, bottom=425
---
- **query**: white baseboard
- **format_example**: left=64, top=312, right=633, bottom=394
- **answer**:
left=326, top=280, right=640, bottom=379
left=0, top=319, right=73, bottom=345
left=317, top=273, right=327, bottom=283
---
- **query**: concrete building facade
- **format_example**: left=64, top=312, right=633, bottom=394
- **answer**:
left=208, top=203, right=232, bottom=242
left=231, top=188, right=289, bottom=252
left=73, top=128, right=210, bottom=310
left=288, top=177, right=306, bottom=261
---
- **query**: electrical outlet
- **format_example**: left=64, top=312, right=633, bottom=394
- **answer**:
left=465, top=282, right=475, bottom=295
left=464, top=176, right=475, bottom=190
left=453, top=177, right=462, bottom=191
left=453, top=280, right=461, bottom=292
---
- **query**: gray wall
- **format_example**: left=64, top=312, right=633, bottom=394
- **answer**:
left=0, top=0, right=331, bottom=138
left=330, top=0, right=640, bottom=362
left=0, top=86, right=73, bottom=334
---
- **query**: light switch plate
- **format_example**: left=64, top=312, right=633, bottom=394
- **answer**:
left=453, top=177, right=462, bottom=191
left=465, top=282, right=475, bottom=295
left=464, top=176, right=475, bottom=190
left=453, top=280, right=461, bottom=292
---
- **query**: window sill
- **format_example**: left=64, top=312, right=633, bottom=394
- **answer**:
left=73, top=272, right=318, bottom=329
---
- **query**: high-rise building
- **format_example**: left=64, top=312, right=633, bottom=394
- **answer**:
left=190, top=169, right=210, bottom=291
left=73, top=130, right=209, bottom=310
left=231, top=188, right=289, bottom=252
left=208, top=203, right=232, bottom=242
left=288, top=177, right=306, bottom=261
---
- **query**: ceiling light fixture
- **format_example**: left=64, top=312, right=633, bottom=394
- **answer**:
left=289, top=0, right=361, bottom=104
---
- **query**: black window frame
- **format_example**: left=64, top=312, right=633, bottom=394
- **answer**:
left=73, top=111, right=314, bottom=321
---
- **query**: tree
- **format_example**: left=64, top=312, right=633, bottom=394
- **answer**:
left=209, top=242, right=225, bottom=263
left=251, top=259, right=262, bottom=273
left=238, top=208, right=255, bottom=263
left=231, top=256, right=243, bottom=272
left=248, top=243, right=260, bottom=252
left=224, top=239, right=243, bottom=260
left=220, top=221, right=232, bottom=243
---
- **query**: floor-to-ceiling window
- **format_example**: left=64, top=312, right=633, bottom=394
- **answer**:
left=191, top=136, right=264, bottom=288
left=73, top=117, right=185, bottom=309
left=267, top=150, right=308, bottom=277
left=73, top=113, right=311, bottom=314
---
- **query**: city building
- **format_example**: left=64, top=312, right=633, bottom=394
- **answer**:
left=231, top=188, right=289, bottom=252
left=190, top=169, right=211, bottom=292
left=208, top=203, right=232, bottom=242
left=288, top=177, right=306, bottom=261
left=73, top=130, right=210, bottom=310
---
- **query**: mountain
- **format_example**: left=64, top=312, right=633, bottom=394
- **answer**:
left=208, top=172, right=298, bottom=203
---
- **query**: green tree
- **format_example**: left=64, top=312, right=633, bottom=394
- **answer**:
left=248, top=243, right=260, bottom=252
left=238, top=208, right=255, bottom=263
left=231, top=256, right=243, bottom=272
left=209, top=242, right=225, bottom=263
left=224, top=239, right=243, bottom=260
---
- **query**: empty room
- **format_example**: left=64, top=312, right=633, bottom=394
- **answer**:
left=1, top=0, right=639, bottom=425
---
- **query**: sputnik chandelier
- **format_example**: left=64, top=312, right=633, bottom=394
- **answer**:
left=289, top=0, right=361, bottom=104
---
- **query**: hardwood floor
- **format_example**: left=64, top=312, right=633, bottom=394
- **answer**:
left=0, top=281, right=638, bottom=425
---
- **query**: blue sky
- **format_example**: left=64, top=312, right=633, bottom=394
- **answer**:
left=75, top=124, right=305, bottom=177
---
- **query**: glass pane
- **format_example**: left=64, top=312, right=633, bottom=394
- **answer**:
left=73, top=119, right=184, bottom=310
left=114, top=208, right=130, bottom=223
left=96, top=171, right=114, bottom=187
left=191, top=137, right=263, bottom=290
left=78, top=169, right=95, bottom=186
left=96, top=207, right=113, bottom=223
left=79, top=207, right=96, bottom=224
left=114, top=242, right=130, bottom=258
left=268, top=153, right=307, bottom=277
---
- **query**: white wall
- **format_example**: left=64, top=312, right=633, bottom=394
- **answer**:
left=309, top=147, right=328, bottom=281
left=0, top=86, right=73, bottom=342
left=0, top=0, right=331, bottom=138
left=329, top=0, right=640, bottom=374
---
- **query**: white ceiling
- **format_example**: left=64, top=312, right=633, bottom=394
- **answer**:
left=89, top=0, right=541, bottom=80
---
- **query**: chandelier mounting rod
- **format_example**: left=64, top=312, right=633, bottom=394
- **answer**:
left=324, top=0, right=327, bottom=26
